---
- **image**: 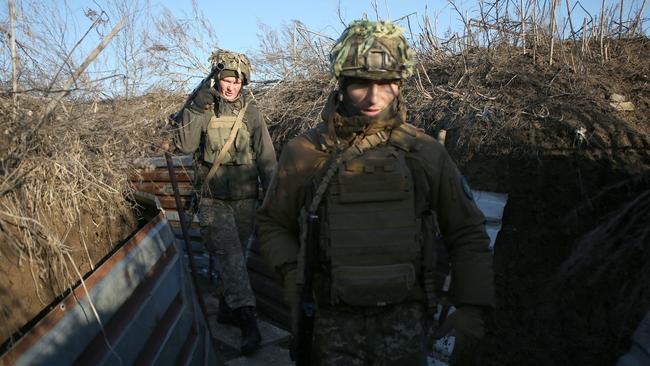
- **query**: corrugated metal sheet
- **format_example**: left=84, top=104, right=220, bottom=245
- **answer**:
left=0, top=210, right=218, bottom=366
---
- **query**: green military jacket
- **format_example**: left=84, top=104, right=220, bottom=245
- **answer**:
left=257, top=97, right=495, bottom=308
left=174, top=94, right=277, bottom=200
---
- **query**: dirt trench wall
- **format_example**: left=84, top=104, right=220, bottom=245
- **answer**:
left=455, top=144, right=648, bottom=366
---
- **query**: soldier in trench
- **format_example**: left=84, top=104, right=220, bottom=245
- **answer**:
left=168, top=50, right=277, bottom=355
left=257, top=20, right=495, bottom=365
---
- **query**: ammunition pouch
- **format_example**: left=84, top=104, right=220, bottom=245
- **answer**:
left=331, top=263, right=416, bottom=307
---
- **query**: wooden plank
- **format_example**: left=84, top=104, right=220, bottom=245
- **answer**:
left=157, top=196, right=194, bottom=211
left=248, top=271, right=285, bottom=309
left=133, top=155, right=194, bottom=169
left=132, top=182, right=195, bottom=196
left=132, top=169, right=194, bottom=183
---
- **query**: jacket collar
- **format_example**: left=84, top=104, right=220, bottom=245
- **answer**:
left=320, top=91, right=406, bottom=144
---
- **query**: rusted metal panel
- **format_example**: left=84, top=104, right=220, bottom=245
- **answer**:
left=0, top=207, right=218, bottom=366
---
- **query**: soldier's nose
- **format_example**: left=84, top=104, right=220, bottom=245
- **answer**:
left=366, top=84, right=379, bottom=104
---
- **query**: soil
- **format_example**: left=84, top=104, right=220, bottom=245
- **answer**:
left=424, top=39, right=650, bottom=366
left=0, top=211, right=138, bottom=348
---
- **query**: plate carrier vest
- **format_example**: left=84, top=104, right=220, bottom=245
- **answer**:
left=203, top=103, right=255, bottom=166
left=304, top=123, right=429, bottom=308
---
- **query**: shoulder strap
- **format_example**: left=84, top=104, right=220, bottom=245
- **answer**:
left=305, top=130, right=389, bottom=214
left=206, top=103, right=249, bottom=180
left=388, top=122, right=420, bottom=152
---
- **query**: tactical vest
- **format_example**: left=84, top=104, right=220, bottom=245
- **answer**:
left=203, top=107, right=255, bottom=165
left=311, top=125, right=425, bottom=307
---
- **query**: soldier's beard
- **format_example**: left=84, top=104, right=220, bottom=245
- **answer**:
left=333, top=92, right=405, bottom=139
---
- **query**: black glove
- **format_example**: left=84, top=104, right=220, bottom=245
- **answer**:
left=190, top=84, right=219, bottom=111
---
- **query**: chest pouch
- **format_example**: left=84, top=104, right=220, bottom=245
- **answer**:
left=323, top=146, right=420, bottom=307
left=204, top=114, right=254, bottom=165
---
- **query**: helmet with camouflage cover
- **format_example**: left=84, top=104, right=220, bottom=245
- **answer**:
left=209, top=50, right=252, bottom=85
left=330, top=20, right=414, bottom=81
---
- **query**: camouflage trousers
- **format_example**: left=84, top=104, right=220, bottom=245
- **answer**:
left=311, top=302, right=428, bottom=366
left=197, top=197, right=257, bottom=309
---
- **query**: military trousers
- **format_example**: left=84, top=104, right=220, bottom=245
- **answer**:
left=311, top=302, right=428, bottom=366
left=198, top=197, right=257, bottom=309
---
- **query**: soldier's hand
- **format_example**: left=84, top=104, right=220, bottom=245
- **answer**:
left=160, top=139, right=173, bottom=152
left=433, top=305, right=485, bottom=364
left=191, top=84, right=219, bottom=111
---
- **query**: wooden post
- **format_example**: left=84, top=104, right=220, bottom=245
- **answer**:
left=521, top=0, right=526, bottom=53
left=600, top=0, right=606, bottom=63
left=550, top=0, right=558, bottom=65
left=8, top=0, right=17, bottom=117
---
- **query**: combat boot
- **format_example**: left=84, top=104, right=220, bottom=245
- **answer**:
left=217, top=296, right=238, bottom=325
left=236, top=306, right=261, bottom=355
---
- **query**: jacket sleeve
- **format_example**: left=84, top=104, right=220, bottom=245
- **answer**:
left=172, top=107, right=210, bottom=154
left=257, top=136, right=320, bottom=274
left=428, top=142, right=495, bottom=308
left=247, top=103, right=277, bottom=191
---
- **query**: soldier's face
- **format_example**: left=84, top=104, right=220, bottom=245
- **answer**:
left=218, top=76, right=242, bottom=101
left=345, top=79, right=399, bottom=117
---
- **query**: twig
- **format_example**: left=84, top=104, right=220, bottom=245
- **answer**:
left=630, top=0, right=647, bottom=35
left=37, top=17, right=125, bottom=131
left=46, top=11, right=107, bottom=98
left=8, top=0, right=18, bottom=117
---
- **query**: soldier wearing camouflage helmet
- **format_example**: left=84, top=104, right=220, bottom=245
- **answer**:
left=171, top=49, right=277, bottom=355
left=257, top=20, right=494, bottom=365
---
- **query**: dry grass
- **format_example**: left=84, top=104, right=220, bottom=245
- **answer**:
left=0, top=91, right=182, bottom=311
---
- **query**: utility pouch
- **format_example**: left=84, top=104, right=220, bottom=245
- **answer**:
left=331, top=263, right=416, bottom=307
left=205, top=116, right=236, bottom=164
left=234, top=127, right=253, bottom=165
left=204, top=112, right=253, bottom=165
